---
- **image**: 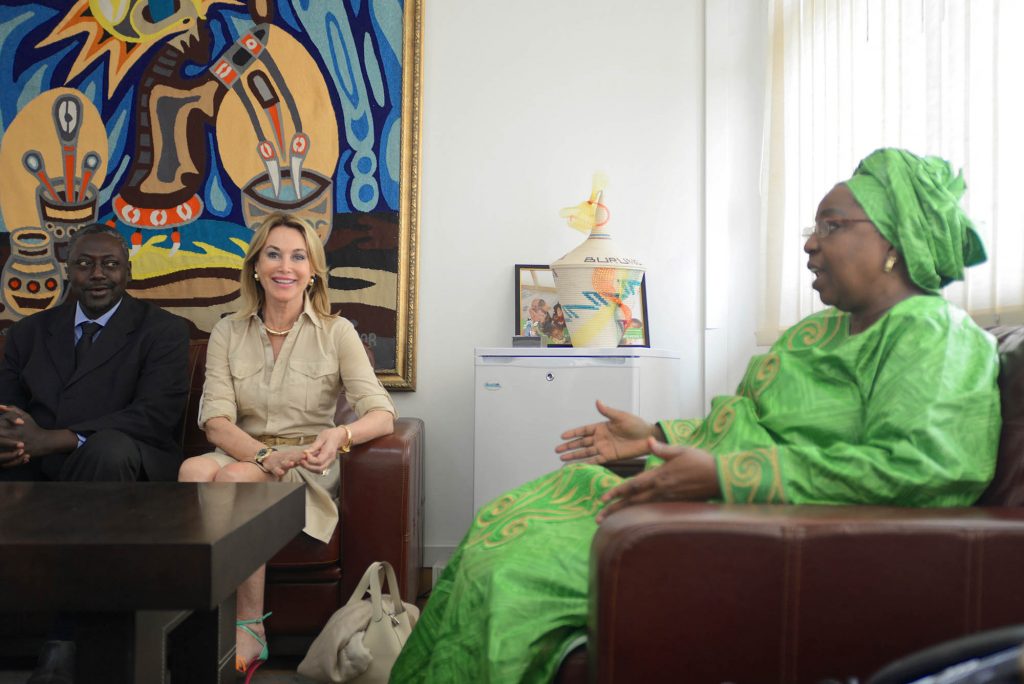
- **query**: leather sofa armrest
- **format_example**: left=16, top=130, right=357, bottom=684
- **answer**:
left=339, top=417, right=425, bottom=602
left=589, top=502, right=1024, bottom=683
left=604, top=458, right=646, bottom=478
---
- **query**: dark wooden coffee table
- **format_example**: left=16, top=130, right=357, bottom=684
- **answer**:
left=0, top=481, right=305, bottom=683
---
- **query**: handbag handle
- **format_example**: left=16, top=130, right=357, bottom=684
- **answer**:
left=344, top=561, right=409, bottom=622
left=368, top=561, right=407, bottom=622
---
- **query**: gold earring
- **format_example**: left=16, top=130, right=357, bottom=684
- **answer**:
left=307, top=275, right=315, bottom=291
left=883, top=255, right=897, bottom=273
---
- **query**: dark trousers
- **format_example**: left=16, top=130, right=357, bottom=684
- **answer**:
left=0, top=430, right=149, bottom=482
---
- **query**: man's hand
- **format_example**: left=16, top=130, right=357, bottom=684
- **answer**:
left=556, top=400, right=658, bottom=465
left=595, top=438, right=721, bottom=523
left=0, top=406, right=28, bottom=468
left=0, top=404, right=76, bottom=462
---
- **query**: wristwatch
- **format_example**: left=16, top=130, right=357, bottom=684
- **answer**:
left=254, top=445, right=277, bottom=471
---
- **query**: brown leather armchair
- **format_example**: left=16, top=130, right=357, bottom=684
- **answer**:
left=183, top=340, right=424, bottom=654
left=556, top=325, right=1024, bottom=684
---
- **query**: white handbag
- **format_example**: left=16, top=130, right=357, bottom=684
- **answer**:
left=298, top=561, right=418, bottom=684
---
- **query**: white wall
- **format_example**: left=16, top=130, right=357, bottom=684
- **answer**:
left=704, top=1, right=771, bottom=398
left=393, top=0, right=765, bottom=564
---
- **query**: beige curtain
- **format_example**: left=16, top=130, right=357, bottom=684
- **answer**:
left=759, top=0, right=1024, bottom=344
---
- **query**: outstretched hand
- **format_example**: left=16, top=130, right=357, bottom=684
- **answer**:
left=595, top=438, right=720, bottom=523
left=556, top=400, right=656, bottom=465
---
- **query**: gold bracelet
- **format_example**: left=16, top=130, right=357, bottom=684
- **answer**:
left=338, top=425, right=353, bottom=454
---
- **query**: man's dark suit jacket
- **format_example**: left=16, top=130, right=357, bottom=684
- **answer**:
left=0, top=294, right=190, bottom=481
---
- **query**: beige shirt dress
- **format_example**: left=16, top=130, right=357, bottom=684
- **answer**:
left=197, top=298, right=397, bottom=542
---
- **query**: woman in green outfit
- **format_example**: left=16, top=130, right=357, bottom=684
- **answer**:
left=391, top=149, right=1002, bottom=683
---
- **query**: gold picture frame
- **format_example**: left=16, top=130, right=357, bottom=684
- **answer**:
left=0, top=1, right=424, bottom=389
left=383, top=0, right=423, bottom=390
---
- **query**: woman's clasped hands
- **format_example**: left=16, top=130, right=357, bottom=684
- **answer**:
left=301, top=426, right=346, bottom=475
left=260, top=448, right=305, bottom=479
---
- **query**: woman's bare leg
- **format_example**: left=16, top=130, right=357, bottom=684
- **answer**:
left=213, top=462, right=275, bottom=665
left=177, top=455, right=223, bottom=482
left=234, top=564, right=268, bottom=665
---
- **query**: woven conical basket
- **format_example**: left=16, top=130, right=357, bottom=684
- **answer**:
left=551, top=227, right=644, bottom=348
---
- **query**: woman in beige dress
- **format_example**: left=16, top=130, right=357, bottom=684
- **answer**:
left=178, top=212, right=396, bottom=681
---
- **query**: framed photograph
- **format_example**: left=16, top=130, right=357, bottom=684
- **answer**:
left=618, top=274, right=650, bottom=347
left=516, top=264, right=571, bottom=346
left=515, top=265, right=649, bottom=348
left=0, top=0, right=422, bottom=389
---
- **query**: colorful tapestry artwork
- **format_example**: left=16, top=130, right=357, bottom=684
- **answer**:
left=0, top=0, right=422, bottom=388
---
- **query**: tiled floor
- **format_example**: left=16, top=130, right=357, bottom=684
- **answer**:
left=251, top=657, right=318, bottom=683
left=0, top=658, right=32, bottom=684
left=0, top=579, right=434, bottom=683
left=251, top=657, right=319, bottom=682
left=0, top=655, right=315, bottom=683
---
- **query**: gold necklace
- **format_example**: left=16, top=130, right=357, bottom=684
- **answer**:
left=263, top=323, right=293, bottom=336
left=258, top=313, right=299, bottom=335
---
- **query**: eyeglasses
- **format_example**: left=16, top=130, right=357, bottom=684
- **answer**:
left=801, top=218, right=874, bottom=239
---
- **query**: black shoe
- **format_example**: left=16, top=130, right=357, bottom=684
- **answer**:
left=26, top=640, right=75, bottom=684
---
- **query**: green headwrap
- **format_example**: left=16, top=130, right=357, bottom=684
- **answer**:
left=845, top=148, right=986, bottom=292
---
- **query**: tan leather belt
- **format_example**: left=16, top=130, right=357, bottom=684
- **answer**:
left=256, top=435, right=317, bottom=447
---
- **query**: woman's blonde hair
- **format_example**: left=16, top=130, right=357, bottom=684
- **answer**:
left=235, top=212, right=333, bottom=320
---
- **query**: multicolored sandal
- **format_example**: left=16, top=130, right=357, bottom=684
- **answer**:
left=235, top=612, right=271, bottom=684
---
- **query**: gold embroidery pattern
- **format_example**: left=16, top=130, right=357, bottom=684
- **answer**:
left=660, top=397, right=740, bottom=459
left=718, top=447, right=786, bottom=504
left=663, top=419, right=702, bottom=445
left=784, top=309, right=845, bottom=350
left=705, top=396, right=740, bottom=450
left=738, top=352, right=780, bottom=400
left=466, top=466, right=621, bottom=550
left=737, top=372, right=753, bottom=399
left=647, top=419, right=706, bottom=469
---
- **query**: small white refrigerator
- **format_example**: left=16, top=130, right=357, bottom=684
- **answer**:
left=473, top=347, right=682, bottom=512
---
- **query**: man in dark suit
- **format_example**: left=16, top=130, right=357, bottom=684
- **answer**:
left=0, top=224, right=189, bottom=482
left=0, top=223, right=189, bottom=682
